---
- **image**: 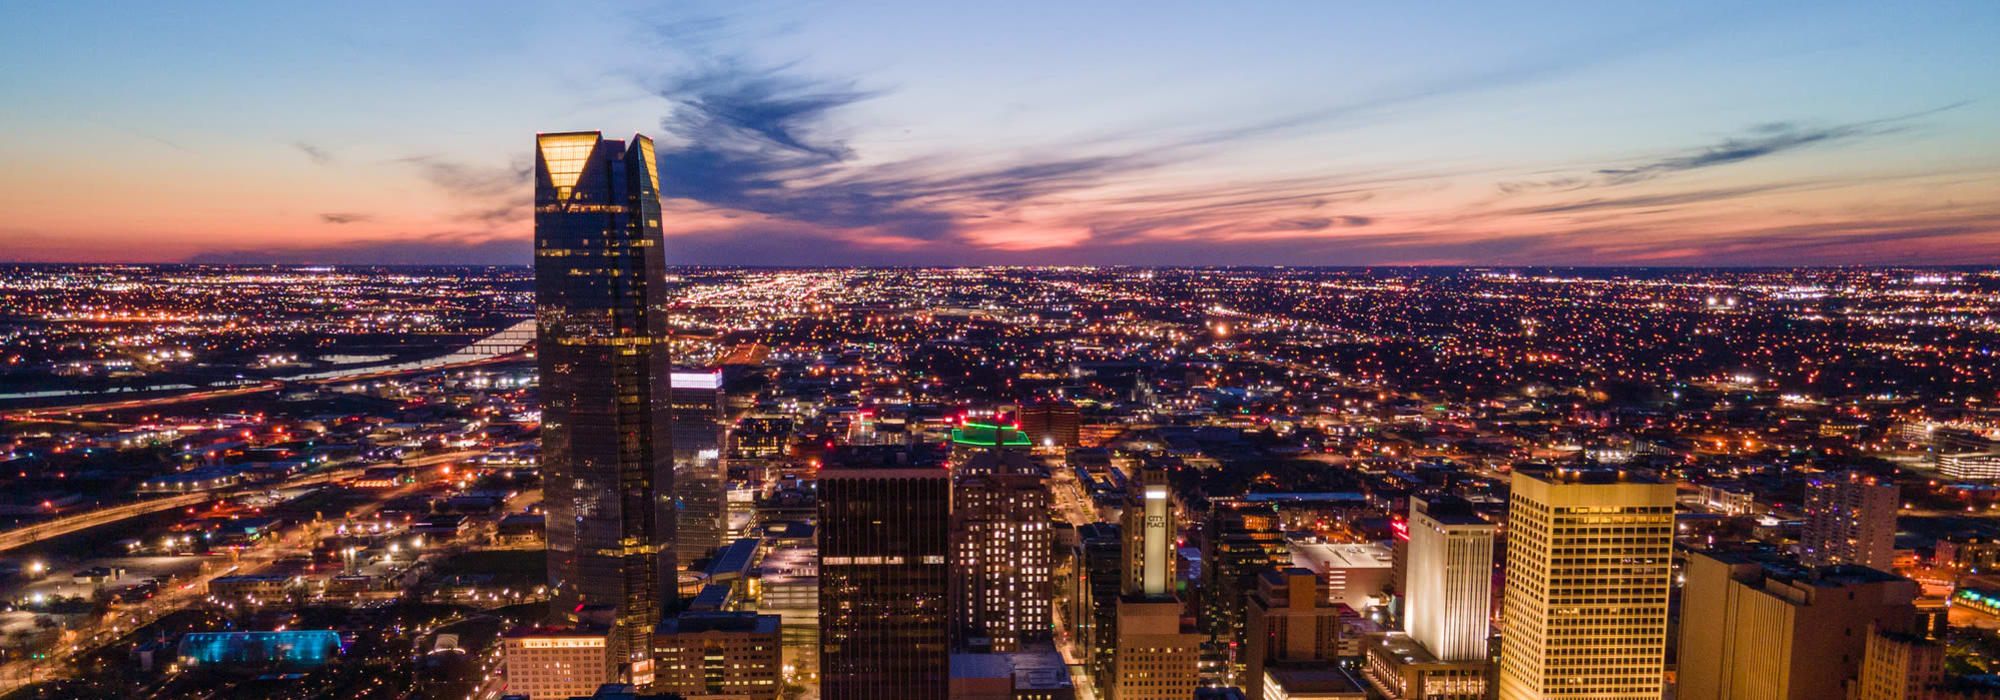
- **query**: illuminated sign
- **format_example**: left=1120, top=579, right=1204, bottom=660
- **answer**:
left=670, top=371, right=722, bottom=390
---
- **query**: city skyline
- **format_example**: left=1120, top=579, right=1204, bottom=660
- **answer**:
left=2, top=262, right=1999, bottom=698
left=6, top=2, right=2000, bottom=698
left=4, top=2, right=1999, bottom=266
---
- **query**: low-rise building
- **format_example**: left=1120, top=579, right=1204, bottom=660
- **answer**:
left=502, top=627, right=613, bottom=700
left=208, top=574, right=302, bottom=602
left=653, top=611, right=782, bottom=699
left=1360, top=633, right=1489, bottom=700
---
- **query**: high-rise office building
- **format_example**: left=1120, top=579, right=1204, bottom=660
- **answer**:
left=1111, top=467, right=1202, bottom=700
left=1200, top=498, right=1290, bottom=685
left=951, top=449, right=1053, bottom=652
left=1111, top=598, right=1202, bottom=700
left=1678, top=548, right=1919, bottom=700
left=535, top=130, right=675, bottom=684
left=1073, top=522, right=1123, bottom=693
left=670, top=369, right=728, bottom=566
left=1121, top=468, right=1176, bottom=598
left=817, top=445, right=951, bottom=700
left=1801, top=472, right=1899, bottom=571
left=1404, top=495, right=1495, bottom=663
left=1242, top=568, right=1342, bottom=700
left=1496, top=468, right=1674, bottom=700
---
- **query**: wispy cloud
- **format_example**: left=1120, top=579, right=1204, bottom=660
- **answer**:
left=319, top=212, right=370, bottom=224
left=295, top=141, right=334, bottom=166
left=399, top=155, right=532, bottom=199
left=1513, top=184, right=1800, bottom=215
left=1505, top=102, right=1973, bottom=193
left=639, top=20, right=1432, bottom=254
left=1593, top=121, right=1875, bottom=184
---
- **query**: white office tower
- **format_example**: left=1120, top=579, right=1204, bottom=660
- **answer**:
left=1406, top=495, right=1496, bottom=662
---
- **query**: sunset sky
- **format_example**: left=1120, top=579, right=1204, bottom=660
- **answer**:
left=3, top=1, right=1998, bottom=265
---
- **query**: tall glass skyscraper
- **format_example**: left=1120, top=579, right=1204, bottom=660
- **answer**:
left=669, top=368, right=727, bottom=565
left=534, top=130, right=675, bottom=686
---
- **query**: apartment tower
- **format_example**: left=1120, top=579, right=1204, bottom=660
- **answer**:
left=1801, top=472, right=1899, bottom=571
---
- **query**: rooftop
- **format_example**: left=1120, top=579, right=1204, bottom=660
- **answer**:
left=658, top=611, right=780, bottom=636
left=1264, top=664, right=1367, bottom=694
left=1515, top=466, right=1660, bottom=485
left=950, top=422, right=1032, bottom=448
left=1292, top=541, right=1393, bottom=571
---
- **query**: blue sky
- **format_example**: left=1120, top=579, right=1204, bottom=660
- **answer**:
left=2, top=0, right=1997, bottom=265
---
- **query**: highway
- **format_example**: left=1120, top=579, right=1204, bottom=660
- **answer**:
left=0, top=449, right=486, bottom=554
left=0, top=382, right=283, bottom=422
left=0, top=352, right=527, bottom=423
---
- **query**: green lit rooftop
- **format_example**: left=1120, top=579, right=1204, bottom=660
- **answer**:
left=951, top=422, right=1032, bottom=447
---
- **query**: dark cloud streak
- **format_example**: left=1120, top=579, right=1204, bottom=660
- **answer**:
left=295, top=142, right=334, bottom=166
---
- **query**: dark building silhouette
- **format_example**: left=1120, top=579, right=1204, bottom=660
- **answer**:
left=535, top=130, right=675, bottom=685
left=1018, top=402, right=1082, bottom=448
left=1200, top=497, right=1290, bottom=684
left=817, top=445, right=951, bottom=699
left=1071, top=522, right=1123, bottom=693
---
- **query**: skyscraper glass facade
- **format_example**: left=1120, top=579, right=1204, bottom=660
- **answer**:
left=535, top=130, right=675, bottom=683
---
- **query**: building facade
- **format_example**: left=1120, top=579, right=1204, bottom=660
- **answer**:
left=952, top=449, right=1054, bottom=652
left=504, top=627, right=614, bottom=700
left=1801, top=472, right=1899, bottom=571
left=1403, top=495, right=1495, bottom=663
left=1853, top=626, right=1949, bottom=700
left=1072, top=522, right=1123, bottom=693
left=1202, top=497, right=1292, bottom=685
left=1017, top=402, right=1082, bottom=448
left=1111, top=598, right=1202, bottom=700
left=1110, top=467, right=1202, bottom=700
left=1242, top=568, right=1343, bottom=700
left=1677, top=549, right=1919, bottom=700
left=671, top=368, right=728, bottom=566
left=817, top=446, right=952, bottom=700
left=1360, top=633, right=1490, bottom=700
left=1496, top=469, right=1674, bottom=700
left=653, top=611, right=783, bottom=699
left=535, top=130, right=676, bottom=684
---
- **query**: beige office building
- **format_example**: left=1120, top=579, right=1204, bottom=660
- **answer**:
left=1243, top=568, right=1343, bottom=700
left=1497, top=468, right=1674, bottom=700
left=1110, top=467, right=1201, bottom=700
left=503, top=627, right=614, bottom=700
left=1678, top=549, right=1918, bottom=700
left=1852, top=626, right=1949, bottom=700
left=1361, top=633, right=1491, bottom=700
